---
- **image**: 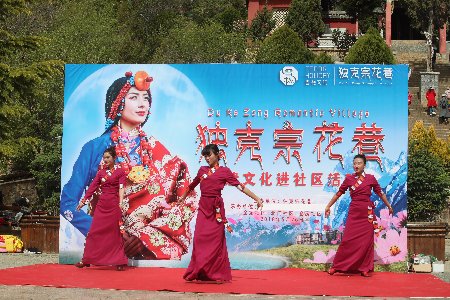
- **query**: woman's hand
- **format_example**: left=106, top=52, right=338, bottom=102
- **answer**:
left=178, top=196, right=186, bottom=204
left=388, top=205, right=394, bottom=215
left=76, top=202, right=85, bottom=211
left=324, top=206, right=331, bottom=218
left=255, top=198, right=263, bottom=210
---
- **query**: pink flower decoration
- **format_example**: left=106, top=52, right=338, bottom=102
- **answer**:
left=374, top=228, right=407, bottom=264
left=304, top=250, right=337, bottom=263
left=392, top=210, right=407, bottom=229
left=288, top=215, right=302, bottom=225
left=252, top=211, right=262, bottom=221
left=228, top=217, right=237, bottom=225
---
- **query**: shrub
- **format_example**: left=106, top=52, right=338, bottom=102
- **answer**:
left=249, top=6, right=275, bottom=41
left=345, top=27, right=395, bottom=64
left=314, top=52, right=335, bottom=64
left=256, top=25, right=314, bottom=64
left=285, top=0, right=325, bottom=44
left=407, top=121, right=450, bottom=222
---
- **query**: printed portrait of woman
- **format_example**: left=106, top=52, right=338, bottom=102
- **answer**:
left=60, top=65, right=208, bottom=261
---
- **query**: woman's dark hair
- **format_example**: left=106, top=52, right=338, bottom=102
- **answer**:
left=353, top=154, right=366, bottom=164
left=104, top=146, right=117, bottom=158
left=104, top=76, right=152, bottom=131
left=201, top=144, right=220, bottom=158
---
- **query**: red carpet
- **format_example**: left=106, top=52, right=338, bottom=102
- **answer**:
left=0, top=264, right=449, bottom=297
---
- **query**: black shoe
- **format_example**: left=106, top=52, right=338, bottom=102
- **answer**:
left=75, top=262, right=90, bottom=268
left=116, top=265, right=125, bottom=271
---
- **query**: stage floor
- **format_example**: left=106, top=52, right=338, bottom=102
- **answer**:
left=0, top=264, right=449, bottom=298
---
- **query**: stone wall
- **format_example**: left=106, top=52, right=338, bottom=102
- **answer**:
left=0, top=178, right=38, bottom=207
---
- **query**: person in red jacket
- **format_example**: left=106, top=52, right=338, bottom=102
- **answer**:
left=426, top=86, right=437, bottom=116
left=408, top=91, right=412, bottom=115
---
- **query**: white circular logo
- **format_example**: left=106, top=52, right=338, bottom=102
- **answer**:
left=280, top=66, right=298, bottom=86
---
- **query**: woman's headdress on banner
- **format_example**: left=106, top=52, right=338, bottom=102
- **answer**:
left=104, top=71, right=153, bottom=130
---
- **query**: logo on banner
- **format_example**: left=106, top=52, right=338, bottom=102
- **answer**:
left=280, top=66, right=298, bottom=86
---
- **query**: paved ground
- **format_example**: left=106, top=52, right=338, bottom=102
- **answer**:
left=0, top=253, right=449, bottom=299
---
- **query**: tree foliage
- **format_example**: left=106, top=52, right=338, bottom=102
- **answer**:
left=338, top=0, right=384, bottom=21
left=409, top=121, right=450, bottom=166
left=256, top=25, right=315, bottom=64
left=314, top=52, right=335, bottom=64
left=116, top=0, right=190, bottom=62
left=399, top=0, right=450, bottom=70
left=188, top=0, right=247, bottom=32
left=41, top=0, right=124, bottom=64
left=285, top=0, right=325, bottom=44
left=401, top=0, right=450, bottom=34
left=249, top=6, right=275, bottom=41
left=345, top=27, right=394, bottom=64
left=0, top=0, right=63, bottom=175
left=153, top=19, right=245, bottom=63
left=408, top=121, right=450, bottom=222
left=332, top=29, right=357, bottom=61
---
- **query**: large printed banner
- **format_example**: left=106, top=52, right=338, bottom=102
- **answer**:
left=60, top=64, right=408, bottom=269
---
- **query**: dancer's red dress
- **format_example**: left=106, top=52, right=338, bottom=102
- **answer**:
left=81, top=168, right=128, bottom=266
left=184, top=166, right=240, bottom=281
left=331, top=173, right=383, bottom=273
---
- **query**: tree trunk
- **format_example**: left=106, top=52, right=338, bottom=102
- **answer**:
left=427, top=12, right=434, bottom=72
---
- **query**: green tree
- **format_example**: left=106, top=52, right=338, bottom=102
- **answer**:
left=256, top=25, right=315, bottom=64
left=400, top=0, right=450, bottom=71
left=285, top=0, right=325, bottom=44
left=0, top=0, right=63, bottom=174
left=332, top=29, right=357, bottom=61
left=188, top=0, right=246, bottom=28
left=42, top=0, right=125, bottom=63
left=338, top=0, right=384, bottom=28
left=249, top=6, right=275, bottom=41
left=153, top=19, right=245, bottom=63
left=345, top=27, right=394, bottom=64
left=408, top=148, right=450, bottom=222
left=408, top=121, right=450, bottom=222
left=314, top=52, right=335, bottom=64
left=116, top=0, right=190, bottom=62
left=30, top=124, right=62, bottom=215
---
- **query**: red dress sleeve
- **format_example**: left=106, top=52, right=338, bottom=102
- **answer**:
left=82, top=170, right=102, bottom=201
left=371, top=175, right=384, bottom=198
left=188, top=167, right=203, bottom=191
left=336, top=174, right=351, bottom=196
left=118, top=168, right=127, bottom=187
left=224, top=167, right=241, bottom=186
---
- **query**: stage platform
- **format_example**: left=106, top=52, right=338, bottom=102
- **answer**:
left=0, top=264, right=449, bottom=297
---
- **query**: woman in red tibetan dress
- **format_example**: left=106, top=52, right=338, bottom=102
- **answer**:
left=75, top=147, right=128, bottom=270
left=180, top=144, right=263, bottom=282
left=325, top=154, right=393, bottom=277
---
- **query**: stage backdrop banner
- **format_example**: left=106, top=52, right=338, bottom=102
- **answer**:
left=60, top=64, right=408, bottom=269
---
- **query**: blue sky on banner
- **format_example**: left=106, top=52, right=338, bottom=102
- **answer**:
left=63, top=64, right=407, bottom=246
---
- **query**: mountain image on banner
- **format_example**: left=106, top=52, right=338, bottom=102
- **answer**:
left=225, top=151, right=407, bottom=251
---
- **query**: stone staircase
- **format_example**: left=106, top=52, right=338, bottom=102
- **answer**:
left=393, top=40, right=450, bottom=140
left=407, top=62, right=450, bottom=140
left=408, top=85, right=449, bottom=140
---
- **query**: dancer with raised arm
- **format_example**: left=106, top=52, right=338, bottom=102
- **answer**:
left=325, top=154, right=393, bottom=277
left=180, top=144, right=263, bottom=282
left=75, top=147, right=128, bottom=271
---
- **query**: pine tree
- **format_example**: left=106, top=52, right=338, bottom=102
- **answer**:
left=345, top=27, right=394, bottom=64
left=401, top=0, right=450, bottom=71
left=285, top=0, right=325, bottom=44
left=256, top=25, right=315, bottom=64
left=249, top=6, right=276, bottom=41
left=0, top=0, right=62, bottom=173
